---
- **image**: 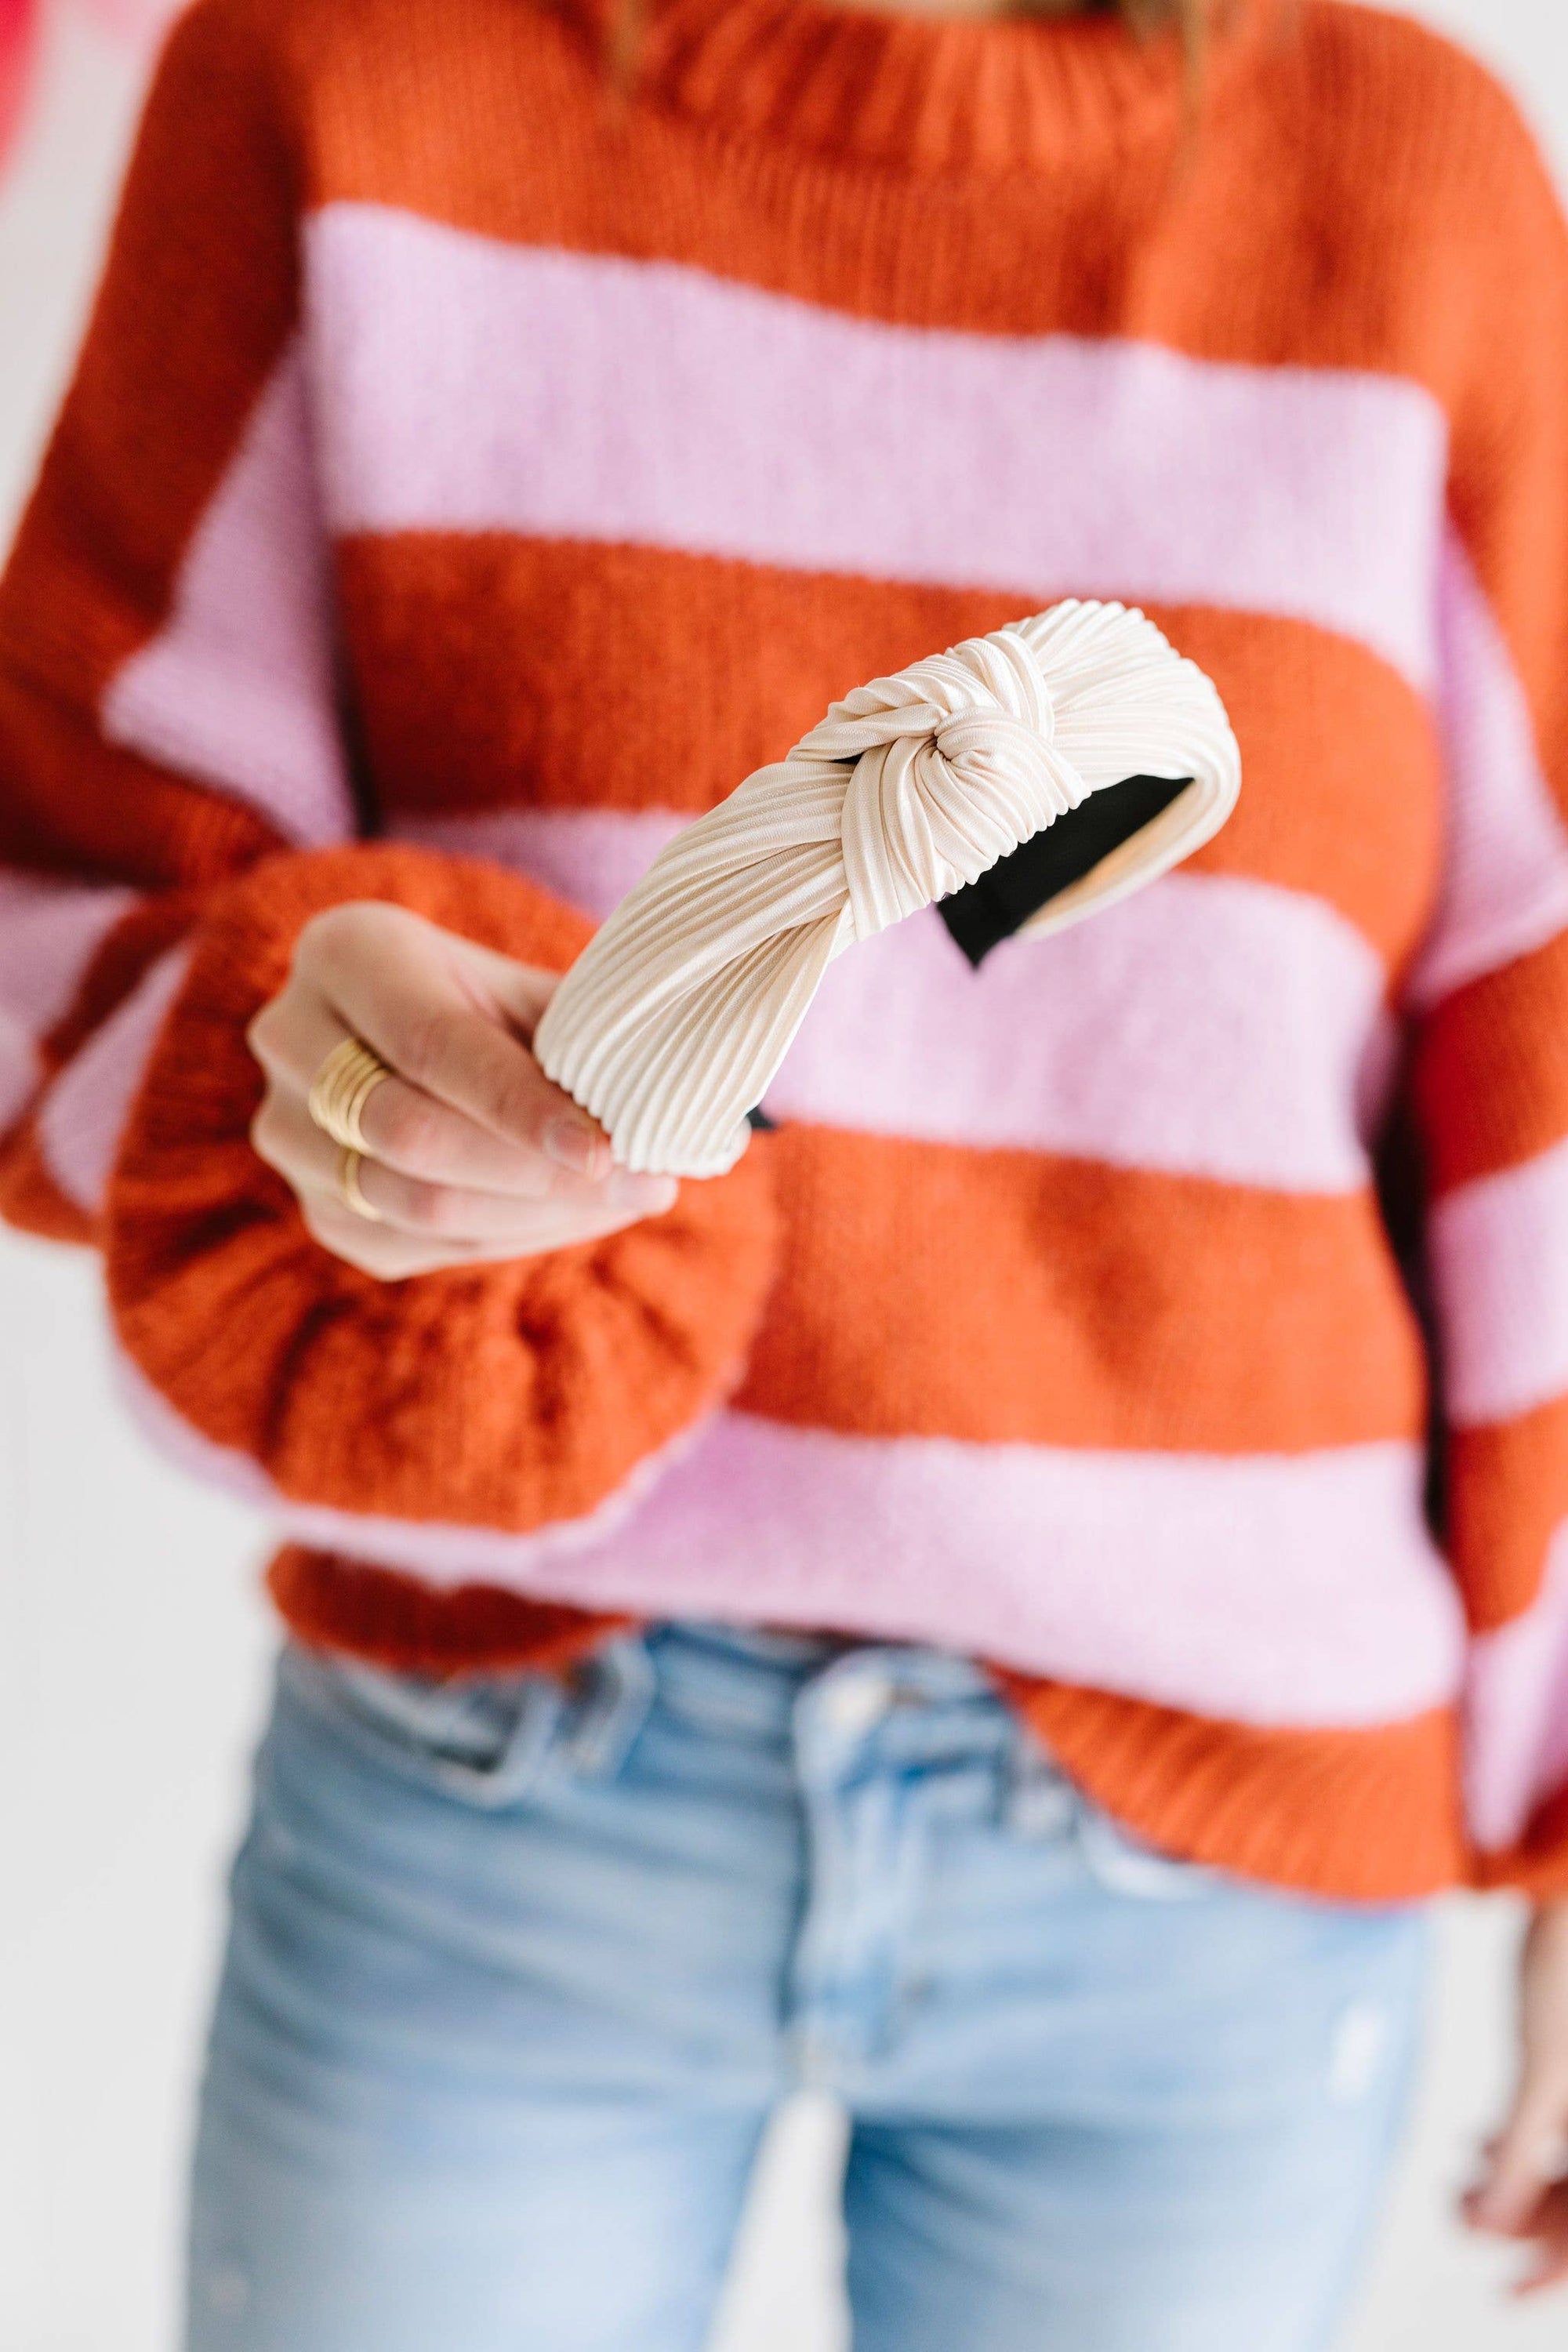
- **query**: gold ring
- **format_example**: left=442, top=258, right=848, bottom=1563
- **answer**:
left=308, top=1035, right=391, bottom=1152
left=338, top=1147, right=383, bottom=1222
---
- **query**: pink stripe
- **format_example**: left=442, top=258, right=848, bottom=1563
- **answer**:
left=1406, top=534, right=1568, bottom=1010
left=1430, top=1135, right=1568, bottom=1427
left=0, top=869, right=140, bottom=1132
left=307, top=205, right=1446, bottom=692
left=286, top=1418, right=1461, bottom=1727
left=101, top=339, right=354, bottom=848
left=38, top=946, right=192, bottom=1214
left=1465, top=1528, right=1568, bottom=1849
left=115, top=1351, right=1462, bottom=1728
left=396, top=805, right=688, bottom=919
left=395, top=804, right=1389, bottom=1192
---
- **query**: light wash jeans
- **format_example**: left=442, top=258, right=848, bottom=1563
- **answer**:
left=187, top=1624, right=1432, bottom=2352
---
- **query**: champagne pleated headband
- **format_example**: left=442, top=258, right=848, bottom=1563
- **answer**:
left=534, top=599, right=1241, bottom=1178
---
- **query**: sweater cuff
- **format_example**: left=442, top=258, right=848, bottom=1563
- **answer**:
left=0, top=883, right=216, bottom=1244
left=105, top=841, right=778, bottom=1543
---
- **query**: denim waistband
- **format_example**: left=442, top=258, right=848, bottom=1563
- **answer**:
left=655, top=1621, right=856, bottom=1668
left=641, top=1619, right=1007, bottom=1748
left=648, top=1620, right=996, bottom=1690
left=288, top=1621, right=1039, bottom=1828
left=284, top=1626, right=1146, bottom=1859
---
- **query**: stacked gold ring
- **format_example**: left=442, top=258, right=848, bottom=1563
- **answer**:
left=307, top=1035, right=392, bottom=1154
left=308, top=1036, right=394, bottom=1224
left=337, top=1147, right=382, bottom=1222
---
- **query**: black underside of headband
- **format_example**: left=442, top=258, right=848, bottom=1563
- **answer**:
left=936, top=774, right=1191, bottom=969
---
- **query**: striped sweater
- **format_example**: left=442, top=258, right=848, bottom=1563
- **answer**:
left=4, top=0, right=1568, bottom=1900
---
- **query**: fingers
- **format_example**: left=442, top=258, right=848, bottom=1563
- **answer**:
left=350, top=1065, right=631, bottom=1200
left=1510, top=2181, right=1568, bottom=2297
left=248, top=909, right=641, bottom=1201
left=252, top=1042, right=617, bottom=1203
left=1462, top=1899, right=1568, bottom=2301
left=252, top=1085, right=676, bottom=1268
left=1464, top=2089, right=1568, bottom=2300
left=1466, top=2095, right=1566, bottom=2234
left=245, top=902, right=679, bottom=1277
left=291, top=902, right=608, bottom=1173
left=1464, top=2179, right=1568, bottom=2299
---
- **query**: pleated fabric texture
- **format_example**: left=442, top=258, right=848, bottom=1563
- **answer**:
left=534, top=599, right=1242, bottom=1176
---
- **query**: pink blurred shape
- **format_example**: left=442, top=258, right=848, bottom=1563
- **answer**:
left=0, top=0, right=40, bottom=172
left=2, top=0, right=182, bottom=181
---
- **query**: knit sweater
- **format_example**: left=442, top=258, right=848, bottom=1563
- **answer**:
left=5, top=0, right=1568, bottom=1901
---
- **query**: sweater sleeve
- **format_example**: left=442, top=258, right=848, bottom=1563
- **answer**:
left=0, top=0, right=354, bottom=1243
left=1406, top=89, right=1568, bottom=1896
left=103, top=842, right=778, bottom=1548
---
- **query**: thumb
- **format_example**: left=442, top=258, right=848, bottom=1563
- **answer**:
left=1469, top=2093, right=1563, bottom=2232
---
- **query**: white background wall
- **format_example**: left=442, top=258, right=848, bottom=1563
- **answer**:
left=3, top=5, right=1568, bottom=2347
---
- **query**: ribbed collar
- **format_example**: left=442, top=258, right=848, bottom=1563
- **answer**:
left=565, top=0, right=1278, bottom=176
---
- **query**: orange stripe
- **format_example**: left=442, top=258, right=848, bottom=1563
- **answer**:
left=734, top=1125, right=1425, bottom=1452
left=0, top=1116, right=96, bottom=1244
left=0, top=665, right=281, bottom=890
left=1448, top=1399, right=1568, bottom=1632
left=347, top=535, right=1439, bottom=966
left=1001, top=1672, right=1465, bottom=1900
left=1413, top=931, right=1568, bottom=1193
left=267, top=1546, right=626, bottom=1676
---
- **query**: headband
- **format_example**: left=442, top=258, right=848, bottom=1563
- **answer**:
left=535, top=598, right=1240, bottom=1178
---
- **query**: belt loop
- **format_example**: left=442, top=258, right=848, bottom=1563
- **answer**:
left=560, top=1632, right=657, bottom=1780
left=450, top=1672, right=566, bottom=1809
left=1003, top=1723, right=1079, bottom=1840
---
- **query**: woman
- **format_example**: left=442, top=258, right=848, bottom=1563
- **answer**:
left=2, top=0, right=1567, bottom=2341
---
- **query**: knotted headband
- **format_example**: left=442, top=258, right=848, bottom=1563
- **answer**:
left=534, top=599, right=1241, bottom=1178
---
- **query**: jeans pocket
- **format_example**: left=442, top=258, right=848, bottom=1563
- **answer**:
left=278, top=1644, right=563, bottom=1809
left=280, top=1636, right=658, bottom=1811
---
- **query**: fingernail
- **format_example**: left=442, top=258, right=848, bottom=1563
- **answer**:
left=609, top=1173, right=678, bottom=1214
left=544, top=1116, right=606, bottom=1177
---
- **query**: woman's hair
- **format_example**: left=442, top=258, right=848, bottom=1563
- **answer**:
left=1123, top=0, right=1229, bottom=103
left=1121, top=0, right=1206, bottom=24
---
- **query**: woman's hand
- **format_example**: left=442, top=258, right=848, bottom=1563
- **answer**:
left=1461, top=1897, right=1568, bottom=2295
left=247, top=900, right=676, bottom=1279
